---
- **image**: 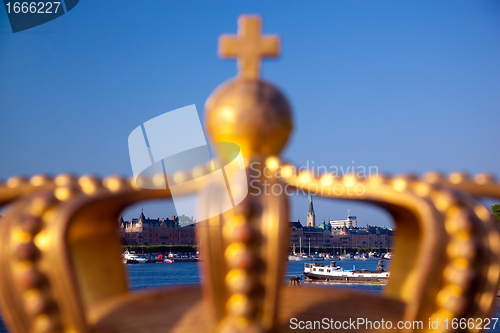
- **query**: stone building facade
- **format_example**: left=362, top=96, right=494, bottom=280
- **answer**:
left=119, top=212, right=196, bottom=246
left=289, top=220, right=332, bottom=247
left=330, top=225, right=394, bottom=249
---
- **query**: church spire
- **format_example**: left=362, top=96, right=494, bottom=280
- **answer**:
left=307, top=194, right=316, bottom=227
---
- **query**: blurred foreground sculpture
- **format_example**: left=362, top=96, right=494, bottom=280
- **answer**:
left=0, top=15, right=500, bottom=333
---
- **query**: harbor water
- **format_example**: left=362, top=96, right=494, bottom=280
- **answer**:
left=0, top=260, right=499, bottom=331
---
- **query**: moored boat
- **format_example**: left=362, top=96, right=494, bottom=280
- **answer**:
left=339, top=253, right=353, bottom=260
left=304, top=260, right=389, bottom=283
left=123, top=250, right=148, bottom=264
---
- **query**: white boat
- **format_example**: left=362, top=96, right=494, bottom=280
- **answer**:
left=353, top=254, right=368, bottom=260
left=304, top=260, right=389, bottom=283
left=288, top=244, right=304, bottom=261
left=339, top=253, right=353, bottom=260
left=123, top=250, right=148, bottom=264
left=383, top=252, right=393, bottom=260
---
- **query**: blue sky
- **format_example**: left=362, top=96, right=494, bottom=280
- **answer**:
left=1, top=1, right=499, bottom=226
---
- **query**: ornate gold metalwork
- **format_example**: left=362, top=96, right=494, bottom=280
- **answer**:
left=219, top=15, right=280, bottom=80
left=0, top=14, right=498, bottom=333
left=278, top=166, right=500, bottom=329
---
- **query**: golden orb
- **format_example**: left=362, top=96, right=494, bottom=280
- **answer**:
left=204, top=79, right=293, bottom=158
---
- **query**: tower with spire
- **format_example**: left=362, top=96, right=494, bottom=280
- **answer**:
left=307, top=194, right=316, bottom=227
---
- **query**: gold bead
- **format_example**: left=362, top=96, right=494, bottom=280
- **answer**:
left=54, top=186, right=79, bottom=201
left=443, top=265, right=476, bottom=286
left=445, top=207, right=474, bottom=235
left=453, top=208, right=475, bottom=233
left=6, top=176, right=29, bottom=188
left=448, top=171, right=470, bottom=185
left=225, top=243, right=246, bottom=259
left=265, top=157, right=280, bottom=171
left=223, top=216, right=246, bottom=239
left=129, top=176, right=141, bottom=190
left=487, top=264, right=500, bottom=285
left=29, top=193, right=55, bottom=217
left=242, top=323, right=264, bottom=333
left=451, top=257, right=470, bottom=269
left=433, top=191, right=457, bottom=212
left=392, top=178, right=406, bottom=192
left=343, top=176, right=356, bottom=188
left=225, top=243, right=254, bottom=269
left=54, top=173, right=77, bottom=187
left=429, top=309, right=454, bottom=328
left=24, top=290, right=54, bottom=316
left=414, top=182, right=431, bottom=197
left=79, top=175, right=102, bottom=195
left=192, top=166, right=206, bottom=179
left=474, top=204, right=492, bottom=222
left=446, top=239, right=477, bottom=260
left=474, top=172, right=496, bottom=185
left=30, top=174, right=53, bottom=187
left=225, top=269, right=253, bottom=293
left=226, top=293, right=254, bottom=316
left=439, top=294, right=468, bottom=316
left=478, top=292, right=495, bottom=311
left=173, top=171, right=187, bottom=184
left=32, top=313, right=60, bottom=333
left=320, top=174, right=334, bottom=186
left=488, top=232, right=500, bottom=254
left=422, top=171, right=446, bottom=185
left=299, top=171, right=311, bottom=183
left=103, top=176, right=126, bottom=192
left=217, top=319, right=239, bottom=333
left=367, top=173, right=389, bottom=187
left=233, top=316, right=251, bottom=329
left=152, top=172, right=166, bottom=188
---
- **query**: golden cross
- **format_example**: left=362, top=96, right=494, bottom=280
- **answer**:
left=219, top=15, right=280, bottom=80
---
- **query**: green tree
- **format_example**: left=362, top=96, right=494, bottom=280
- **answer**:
left=492, top=204, right=500, bottom=224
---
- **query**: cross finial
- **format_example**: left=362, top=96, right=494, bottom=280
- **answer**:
left=219, top=15, right=280, bottom=80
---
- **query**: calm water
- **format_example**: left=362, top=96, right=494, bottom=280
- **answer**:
left=1, top=260, right=499, bottom=331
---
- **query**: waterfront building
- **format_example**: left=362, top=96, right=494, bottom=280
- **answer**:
left=289, top=220, right=332, bottom=247
left=330, top=210, right=358, bottom=228
left=119, top=211, right=196, bottom=246
left=331, top=225, right=394, bottom=249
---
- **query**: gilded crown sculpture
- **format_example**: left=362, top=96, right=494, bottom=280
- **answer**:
left=0, top=15, right=500, bottom=333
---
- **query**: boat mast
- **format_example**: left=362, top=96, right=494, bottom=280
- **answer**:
left=308, top=238, right=311, bottom=257
left=299, top=237, right=302, bottom=255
